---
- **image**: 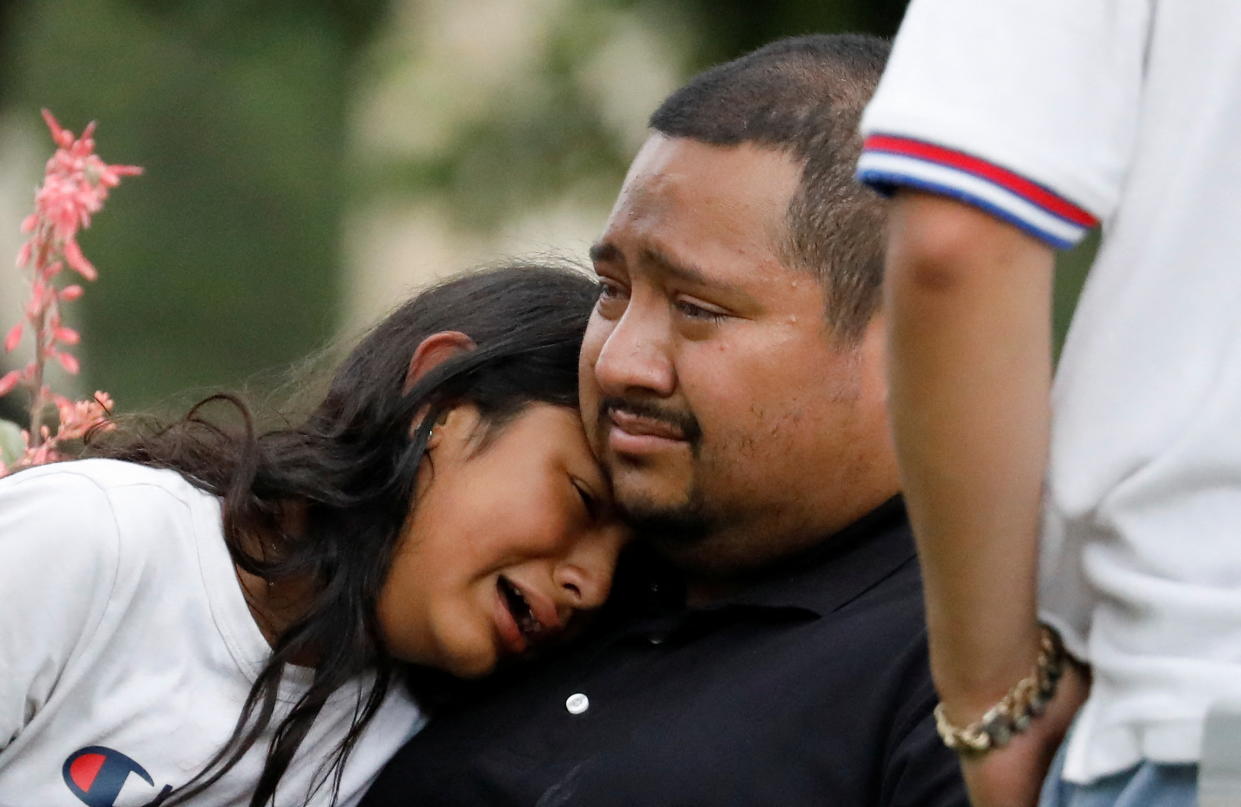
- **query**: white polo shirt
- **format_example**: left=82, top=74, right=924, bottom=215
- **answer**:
left=857, top=0, right=1241, bottom=784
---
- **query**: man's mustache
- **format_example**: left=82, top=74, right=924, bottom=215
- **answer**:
left=599, top=396, right=702, bottom=445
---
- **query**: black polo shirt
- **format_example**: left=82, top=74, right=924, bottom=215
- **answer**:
left=361, top=499, right=966, bottom=806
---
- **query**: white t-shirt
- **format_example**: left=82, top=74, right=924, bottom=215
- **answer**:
left=0, top=460, right=425, bottom=805
left=858, top=0, right=1241, bottom=784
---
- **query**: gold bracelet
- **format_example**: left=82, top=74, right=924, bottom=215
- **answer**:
left=933, top=623, right=1066, bottom=756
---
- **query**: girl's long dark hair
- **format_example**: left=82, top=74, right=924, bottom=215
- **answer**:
left=89, top=262, right=599, bottom=806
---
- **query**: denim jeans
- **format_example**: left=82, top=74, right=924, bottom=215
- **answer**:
left=1038, top=738, right=1197, bottom=807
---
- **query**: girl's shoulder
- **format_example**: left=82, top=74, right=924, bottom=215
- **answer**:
left=6, top=456, right=212, bottom=516
left=5, top=456, right=198, bottom=497
left=0, top=458, right=220, bottom=576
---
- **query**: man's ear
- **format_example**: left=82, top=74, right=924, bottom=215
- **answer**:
left=403, top=331, right=476, bottom=394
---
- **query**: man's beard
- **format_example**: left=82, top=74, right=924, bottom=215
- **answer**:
left=596, top=394, right=712, bottom=548
left=615, top=486, right=713, bottom=551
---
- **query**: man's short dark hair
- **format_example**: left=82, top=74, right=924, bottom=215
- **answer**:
left=650, top=34, right=890, bottom=341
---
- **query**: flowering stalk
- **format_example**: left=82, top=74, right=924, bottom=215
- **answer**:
left=0, top=110, right=140, bottom=476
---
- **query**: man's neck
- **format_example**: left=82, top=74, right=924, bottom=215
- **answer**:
left=674, top=491, right=904, bottom=607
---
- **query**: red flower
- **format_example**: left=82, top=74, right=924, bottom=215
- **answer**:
left=1, top=110, right=140, bottom=476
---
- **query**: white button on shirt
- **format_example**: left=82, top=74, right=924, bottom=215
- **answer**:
left=565, top=693, right=589, bottom=715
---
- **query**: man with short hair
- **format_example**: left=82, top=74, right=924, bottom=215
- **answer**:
left=361, top=34, right=966, bottom=806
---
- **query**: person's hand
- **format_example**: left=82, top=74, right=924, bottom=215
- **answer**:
left=955, top=661, right=1090, bottom=807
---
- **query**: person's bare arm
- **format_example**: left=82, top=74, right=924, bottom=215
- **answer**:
left=883, top=190, right=1085, bottom=806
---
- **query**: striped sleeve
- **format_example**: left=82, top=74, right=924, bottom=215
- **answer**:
left=857, top=134, right=1098, bottom=250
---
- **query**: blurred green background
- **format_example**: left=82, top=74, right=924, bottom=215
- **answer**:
left=0, top=0, right=1091, bottom=420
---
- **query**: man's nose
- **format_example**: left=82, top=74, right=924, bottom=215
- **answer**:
left=591, top=303, right=676, bottom=398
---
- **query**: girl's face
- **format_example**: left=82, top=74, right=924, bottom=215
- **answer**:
left=377, top=402, right=629, bottom=677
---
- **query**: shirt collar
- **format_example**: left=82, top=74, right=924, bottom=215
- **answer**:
left=607, top=496, right=915, bottom=625
left=720, top=496, right=914, bottom=616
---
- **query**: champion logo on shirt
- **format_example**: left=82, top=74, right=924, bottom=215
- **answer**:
left=62, top=746, right=173, bottom=807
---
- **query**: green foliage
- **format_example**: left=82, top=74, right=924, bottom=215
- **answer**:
left=0, top=0, right=1092, bottom=412
left=0, top=418, right=21, bottom=467
left=1054, top=231, right=1098, bottom=358
left=358, top=2, right=910, bottom=233
left=3, top=0, right=384, bottom=409
left=655, top=0, right=906, bottom=65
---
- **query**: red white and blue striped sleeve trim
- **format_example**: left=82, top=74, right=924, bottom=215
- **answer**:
left=856, top=133, right=1099, bottom=250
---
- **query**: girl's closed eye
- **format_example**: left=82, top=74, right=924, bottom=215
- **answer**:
left=573, top=478, right=603, bottom=521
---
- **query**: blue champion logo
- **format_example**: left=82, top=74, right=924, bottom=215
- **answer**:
left=62, top=746, right=172, bottom=807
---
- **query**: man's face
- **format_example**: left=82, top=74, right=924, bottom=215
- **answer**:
left=580, top=134, right=897, bottom=574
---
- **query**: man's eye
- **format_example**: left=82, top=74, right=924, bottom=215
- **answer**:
left=675, top=299, right=726, bottom=322
left=596, top=279, right=627, bottom=304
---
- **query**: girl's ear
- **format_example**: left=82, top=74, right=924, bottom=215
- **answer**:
left=403, top=331, right=476, bottom=394
left=425, top=403, right=476, bottom=450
